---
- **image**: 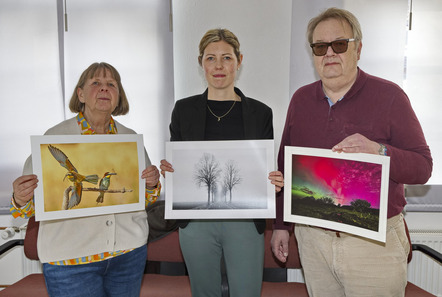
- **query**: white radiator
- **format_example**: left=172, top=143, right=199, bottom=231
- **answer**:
left=408, top=230, right=442, bottom=297
left=23, top=257, right=42, bottom=275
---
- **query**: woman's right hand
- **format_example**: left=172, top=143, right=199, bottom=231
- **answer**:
left=12, top=174, right=38, bottom=207
left=160, top=159, right=174, bottom=178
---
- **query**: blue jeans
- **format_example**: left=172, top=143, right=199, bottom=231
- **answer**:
left=43, top=245, right=147, bottom=297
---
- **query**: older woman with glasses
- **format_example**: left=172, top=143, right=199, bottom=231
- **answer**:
left=271, top=7, right=432, bottom=297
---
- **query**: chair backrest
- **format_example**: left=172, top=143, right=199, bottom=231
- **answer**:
left=25, top=216, right=409, bottom=266
left=404, top=218, right=413, bottom=263
left=24, top=216, right=39, bottom=261
left=147, top=229, right=184, bottom=263
left=145, top=229, right=188, bottom=278
left=24, top=216, right=303, bottom=270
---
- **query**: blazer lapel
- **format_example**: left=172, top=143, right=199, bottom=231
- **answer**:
left=192, top=90, right=208, bottom=140
left=238, top=90, right=257, bottom=139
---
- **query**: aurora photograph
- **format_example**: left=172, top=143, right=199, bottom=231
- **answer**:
left=283, top=146, right=390, bottom=242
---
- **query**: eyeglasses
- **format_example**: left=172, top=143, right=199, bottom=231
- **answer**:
left=310, top=38, right=356, bottom=56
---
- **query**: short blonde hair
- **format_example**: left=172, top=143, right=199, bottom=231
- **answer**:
left=198, top=28, right=241, bottom=66
left=307, top=7, right=363, bottom=44
left=69, top=62, right=129, bottom=116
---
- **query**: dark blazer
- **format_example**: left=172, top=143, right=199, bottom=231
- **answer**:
left=169, top=87, right=274, bottom=234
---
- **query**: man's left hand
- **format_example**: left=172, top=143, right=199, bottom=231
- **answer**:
left=332, top=133, right=381, bottom=155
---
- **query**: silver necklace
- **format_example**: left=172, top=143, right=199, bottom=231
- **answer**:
left=207, top=100, right=236, bottom=122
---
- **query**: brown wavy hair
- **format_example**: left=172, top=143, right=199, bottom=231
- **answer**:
left=69, top=62, right=129, bottom=116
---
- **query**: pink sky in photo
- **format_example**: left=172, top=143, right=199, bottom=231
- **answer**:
left=292, top=155, right=382, bottom=208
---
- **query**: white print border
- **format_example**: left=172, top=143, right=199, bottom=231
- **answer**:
left=284, top=146, right=390, bottom=242
left=31, top=134, right=145, bottom=221
left=165, top=140, right=275, bottom=219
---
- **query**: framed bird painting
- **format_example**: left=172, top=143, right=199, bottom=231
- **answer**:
left=31, top=134, right=146, bottom=221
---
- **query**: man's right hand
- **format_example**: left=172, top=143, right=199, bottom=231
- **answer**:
left=271, top=229, right=290, bottom=263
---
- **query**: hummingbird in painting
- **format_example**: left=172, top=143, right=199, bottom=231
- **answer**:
left=96, top=172, right=117, bottom=203
left=48, top=144, right=99, bottom=209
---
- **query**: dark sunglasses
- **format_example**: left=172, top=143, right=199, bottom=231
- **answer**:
left=310, top=38, right=356, bottom=56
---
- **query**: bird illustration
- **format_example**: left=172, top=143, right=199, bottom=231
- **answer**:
left=48, top=144, right=99, bottom=209
left=96, top=172, right=117, bottom=203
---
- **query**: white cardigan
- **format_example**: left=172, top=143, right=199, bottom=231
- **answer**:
left=23, top=116, right=150, bottom=263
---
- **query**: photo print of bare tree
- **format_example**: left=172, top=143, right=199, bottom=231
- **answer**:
left=193, top=153, right=243, bottom=209
left=165, top=140, right=275, bottom=219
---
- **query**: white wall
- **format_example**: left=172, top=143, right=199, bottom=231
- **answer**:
left=1, top=0, right=441, bottom=290
left=61, top=0, right=175, bottom=201
left=404, top=0, right=442, bottom=184
left=0, top=0, right=64, bottom=215
left=173, top=0, right=409, bottom=170
left=63, top=0, right=175, bottom=164
left=1, top=0, right=440, bottom=219
left=289, top=0, right=407, bottom=95
left=290, top=0, right=440, bottom=185
left=0, top=0, right=174, bottom=218
left=172, top=0, right=292, bottom=157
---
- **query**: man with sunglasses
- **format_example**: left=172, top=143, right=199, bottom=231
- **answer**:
left=271, top=7, right=432, bottom=297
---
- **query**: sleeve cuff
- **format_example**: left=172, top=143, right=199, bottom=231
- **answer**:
left=10, top=196, right=34, bottom=219
left=145, top=182, right=162, bottom=207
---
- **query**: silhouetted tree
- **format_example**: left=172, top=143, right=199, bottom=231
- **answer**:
left=223, top=160, right=242, bottom=202
left=221, top=185, right=228, bottom=202
left=211, top=183, right=218, bottom=202
left=350, top=199, right=371, bottom=212
left=194, top=153, right=221, bottom=205
left=320, top=197, right=335, bottom=205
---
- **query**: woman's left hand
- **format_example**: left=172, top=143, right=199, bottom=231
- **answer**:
left=268, top=171, right=284, bottom=193
left=142, top=165, right=160, bottom=189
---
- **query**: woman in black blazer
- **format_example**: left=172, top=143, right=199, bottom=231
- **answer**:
left=161, top=28, right=283, bottom=297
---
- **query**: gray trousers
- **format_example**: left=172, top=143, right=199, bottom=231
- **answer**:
left=179, top=220, right=264, bottom=297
